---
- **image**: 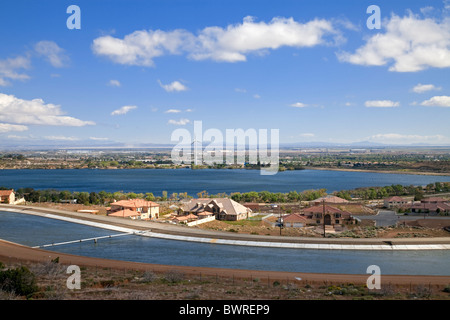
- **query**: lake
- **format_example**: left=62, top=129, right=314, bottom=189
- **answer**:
left=0, top=168, right=449, bottom=196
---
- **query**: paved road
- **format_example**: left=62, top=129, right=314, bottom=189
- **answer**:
left=354, top=210, right=450, bottom=227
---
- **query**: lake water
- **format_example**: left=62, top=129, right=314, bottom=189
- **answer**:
left=0, top=169, right=449, bottom=196
left=1, top=211, right=450, bottom=275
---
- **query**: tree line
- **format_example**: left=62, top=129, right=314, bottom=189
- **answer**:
left=2, top=181, right=448, bottom=206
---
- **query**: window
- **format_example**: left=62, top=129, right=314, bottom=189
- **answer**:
left=335, top=219, right=340, bottom=224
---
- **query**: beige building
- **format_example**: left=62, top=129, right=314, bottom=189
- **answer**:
left=107, top=199, right=160, bottom=220
left=0, top=190, right=15, bottom=204
left=180, top=198, right=252, bottom=221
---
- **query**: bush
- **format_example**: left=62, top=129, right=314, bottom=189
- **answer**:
left=0, top=266, right=38, bottom=297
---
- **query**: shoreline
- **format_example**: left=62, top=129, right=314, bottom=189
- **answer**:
left=306, top=166, right=450, bottom=176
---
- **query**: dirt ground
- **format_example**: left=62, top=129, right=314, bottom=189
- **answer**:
left=1, top=240, right=450, bottom=300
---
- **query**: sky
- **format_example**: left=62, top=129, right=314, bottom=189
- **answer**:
left=0, top=0, right=450, bottom=147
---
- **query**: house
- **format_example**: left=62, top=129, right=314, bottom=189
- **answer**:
left=409, top=198, right=450, bottom=215
left=421, top=197, right=448, bottom=204
left=0, top=190, right=15, bottom=204
left=171, top=214, right=198, bottom=224
left=107, top=199, right=160, bottom=220
left=384, top=196, right=408, bottom=208
left=302, top=205, right=353, bottom=226
left=180, top=198, right=252, bottom=221
left=311, top=195, right=349, bottom=205
left=282, top=213, right=308, bottom=228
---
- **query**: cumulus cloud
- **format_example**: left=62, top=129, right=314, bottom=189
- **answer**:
left=92, top=16, right=340, bottom=65
left=0, top=55, right=31, bottom=86
left=165, top=109, right=181, bottom=113
left=111, top=105, right=137, bottom=115
left=34, top=41, right=69, bottom=68
left=0, top=123, right=28, bottom=133
left=365, top=100, right=400, bottom=107
left=168, top=118, right=190, bottom=125
left=158, top=80, right=188, bottom=92
left=338, top=13, right=450, bottom=72
left=290, top=102, right=308, bottom=108
left=412, top=83, right=442, bottom=93
left=420, top=95, right=450, bottom=107
left=0, top=93, right=95, bottom=126
left=108, top=79, right=121, bottom=87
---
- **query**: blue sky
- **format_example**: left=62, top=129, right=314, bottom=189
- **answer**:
left=0, top=0, right=450, bottom=147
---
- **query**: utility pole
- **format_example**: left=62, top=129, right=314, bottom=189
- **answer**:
left=322, top=199, right=326, bottom=238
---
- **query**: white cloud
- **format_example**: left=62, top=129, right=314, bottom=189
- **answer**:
left=0, top=55, right=31, bottom=86
left=290, top=102, right=308, bottom=108
left=365, top=100, right=400, bottom=107
left=367, top=133, right=449, bottom=145
left=253, top=94, right=261, bottom=99
left=168, top=118, right=190, bottom=125
left=158, top=80, right=188, bottom=92
left=108, top=79, right=121, bottom=87
left=235, top=88, right=247, bottom=93
left=0, top=93, right=95, bottom=126
left=34, top=41, right=69, bottom=68
left=299, top=133, right=315, bottom=138
left=165, top=109, right=181, bottom=113
left=92, top=16, right=340, bottom=65
left=111, top=105, right=137, bottom=115
left=338, top=13, right=450, bottom=72
left=44, top=135, right=79, bottom=141
left=412, top=83, right=442, bottom=93
left=89, top=137, right=109, bottom=141
left=0, top=123, right=28, bottom=133
left=420, top=95, right=450, bottom=107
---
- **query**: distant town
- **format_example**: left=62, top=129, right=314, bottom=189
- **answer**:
left=1, top=146, right=450, bottom=175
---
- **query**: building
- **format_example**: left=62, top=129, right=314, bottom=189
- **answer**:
left=107, top=199, right=160, bottom=220
left=302, top=205, right=353, bottom=226
left=0, top=190, right=15, bottom=204
left=180, top=198, right=252, bottom=221
left=282, top=213, right=308, bottom=228
left=421, top=197, right=448, bottom=204
left=409, top=198, right=450, bottom=215
left=384, top=196, right=408, bottom=208
left=311, top=195, right=349, bottom=205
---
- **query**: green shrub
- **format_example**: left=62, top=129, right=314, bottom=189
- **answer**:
left=0, top=266, right=38, bottom=297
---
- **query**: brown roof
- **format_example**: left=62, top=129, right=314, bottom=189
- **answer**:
left=0, top=190, right=14, bottom=196
left=421, top=197, right=448, bottom=203
left=112, top=199, right=159, bottom=208
left=181, top=198, right=251, bottom=216
left=303, top=205, right=352, bottom=217
left=385, top=196, right=406, bottom=202
left=108, top=209, right=140, bottom=218
left=312, top=195, right=349, bottom=203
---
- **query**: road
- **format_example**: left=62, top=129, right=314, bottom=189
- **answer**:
left=354, top=210, right=450, bottom=227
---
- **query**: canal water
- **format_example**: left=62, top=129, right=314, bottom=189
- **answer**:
left=1, top=211, right=449, bottom=275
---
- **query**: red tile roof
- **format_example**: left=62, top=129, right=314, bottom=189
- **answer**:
left=112, top=199, right=159, bottom=208
left=108, top=209, right=140, bottom=217
left=0, top=190, right=14, bottom=196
